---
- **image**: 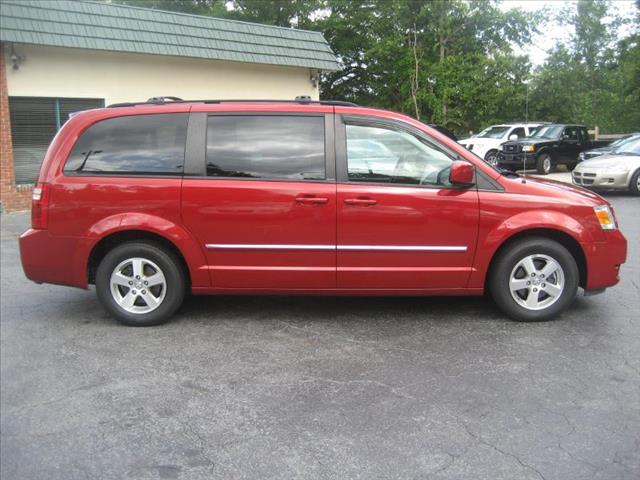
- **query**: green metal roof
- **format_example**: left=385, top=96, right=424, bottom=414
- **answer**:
left=0, top=0, right=339, bottom=71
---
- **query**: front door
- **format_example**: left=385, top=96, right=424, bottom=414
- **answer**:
left=181, top=112, right=337, bottom=290
left=336, top=117, right=479, bottom=290
left=558, top=126, right=581, bottom=162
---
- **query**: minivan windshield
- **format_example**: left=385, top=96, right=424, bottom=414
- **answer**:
left=475, top=126, right=510, bottom=139
left=531, top=125, right=564, bottom=139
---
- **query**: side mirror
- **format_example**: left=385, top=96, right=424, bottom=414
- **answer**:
left=562, top=134, right=570, bottom=141
left=449, top=161, right=475, bottom=186
left=509, top=134, right=518, bottom=141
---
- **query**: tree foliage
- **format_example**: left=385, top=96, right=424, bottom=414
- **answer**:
left=112, top=0, right=639, bottom=134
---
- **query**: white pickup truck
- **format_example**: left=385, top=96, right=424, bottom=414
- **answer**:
left=458, top=123, right=545, bottom=166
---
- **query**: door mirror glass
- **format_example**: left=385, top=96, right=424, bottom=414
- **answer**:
left=449, top=161, right=475, bottom=186
left=509, top=134, right=518, bottom=141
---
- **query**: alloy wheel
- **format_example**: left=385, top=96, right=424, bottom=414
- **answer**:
left=509, top=254, right=565, bottom=311
left=110, top=257, right=167, bottom=314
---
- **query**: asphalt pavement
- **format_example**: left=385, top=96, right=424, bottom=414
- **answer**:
left=1, top=192, right=639, bottom=480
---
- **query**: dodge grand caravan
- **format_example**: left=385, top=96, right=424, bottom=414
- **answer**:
left=19, top=97, right=627, bottom=326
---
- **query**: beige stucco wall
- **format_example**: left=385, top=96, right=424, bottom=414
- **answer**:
left=4, top=44, right=319, bottom=104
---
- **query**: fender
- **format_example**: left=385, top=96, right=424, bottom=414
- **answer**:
left=73, top=213, right=210, bottom=289
left=468, top=209, right=592, bottom=289
left=536, top=146, right=555, bottom=161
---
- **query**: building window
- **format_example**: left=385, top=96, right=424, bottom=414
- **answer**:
left=8, top=97, right=105, bottom=185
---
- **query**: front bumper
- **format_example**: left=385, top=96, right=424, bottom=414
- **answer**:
left=497, top=152, right=537, bottom=169
left=584, top=229, right=627, bottom=290
left=572, top=170, right=631, bottom=190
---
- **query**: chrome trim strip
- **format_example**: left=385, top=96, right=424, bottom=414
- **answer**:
left=206, top=244, right=467, bottom=252
left=205, top=244, right=334, bottom=250
left=337, top=245, right=467, bottom=252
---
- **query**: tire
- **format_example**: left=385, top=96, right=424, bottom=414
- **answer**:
left=484, top=150, right=499, bottom=167
left=536, top=153, right=552, bottom=175
left=630, top=169, right=640, bottom=196
left=489, top=237, right=579, bottom=322
left=95, top=241, right=186, bottom=326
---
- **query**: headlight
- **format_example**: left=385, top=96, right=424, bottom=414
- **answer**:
left=593, top=205, right=617, bottom=230
left=522, top=145, right=536, bottom=152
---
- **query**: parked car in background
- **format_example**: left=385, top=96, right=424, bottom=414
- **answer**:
left=579, top=133, right=640, bottom=161
left=19, top=97, right=627, bottom=326
left=498, top=124, right=610, bottom=174
left=573, top=136, right=640, bottom=195
left=458, top=123, right=545, bottom=166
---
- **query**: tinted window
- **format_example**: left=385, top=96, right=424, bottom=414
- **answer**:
left=563, top=126, right=579, bottom=140
left=346, top=124, right=454, bottom=186
left=206, top=116, right=325, bottom=180
left=511, top=127, right=526, bottom=139
left=64, top=114, right=188, bottom=174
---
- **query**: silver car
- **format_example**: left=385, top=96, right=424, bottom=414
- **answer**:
left=572, top=137, right=640, bottom=195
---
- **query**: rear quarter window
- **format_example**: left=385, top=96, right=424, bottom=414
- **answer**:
left=64, top=113, right=188, bottom=175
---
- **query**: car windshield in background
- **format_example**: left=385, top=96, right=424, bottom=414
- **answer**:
left=531, top=125, right=563, bottom=139
left=615, top=138, right=640, bottom=155
left=475, top=126, right=510, bottom=138
left=612, top=135, right=640, bottom=153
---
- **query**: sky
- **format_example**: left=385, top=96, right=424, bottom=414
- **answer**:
left=499, top=0, right=638, bottom=67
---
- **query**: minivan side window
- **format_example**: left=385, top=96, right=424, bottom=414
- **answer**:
left=206, top=115, right=325, bottom=180
left=64, top=114, right=188, bottom=174
left=346, top=124, right=454, bottom=186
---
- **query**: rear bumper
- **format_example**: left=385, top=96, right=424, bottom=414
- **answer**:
left=19, top=229, right=89, bottom=289
left=584, top=230, right=627, bottom=290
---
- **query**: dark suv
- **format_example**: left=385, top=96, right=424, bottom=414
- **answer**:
left=498, top=124, right=609, bottom=174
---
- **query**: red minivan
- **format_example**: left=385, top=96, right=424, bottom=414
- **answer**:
left=19, top=98, right=627, bottom=326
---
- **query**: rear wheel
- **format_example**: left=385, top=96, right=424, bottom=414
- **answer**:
left=96, top=242, right=186, bottom=326
left=536, top=153, right=552, bottom=175
left=489, top=237, right=579, bottom=322
left=630, top=169, right=640, bottom=196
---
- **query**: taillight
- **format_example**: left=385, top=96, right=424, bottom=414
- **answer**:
left=31, top=183, right=50, bottom=230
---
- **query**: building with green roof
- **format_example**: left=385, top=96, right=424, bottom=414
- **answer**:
left=0, top=0, right=339, bottom=210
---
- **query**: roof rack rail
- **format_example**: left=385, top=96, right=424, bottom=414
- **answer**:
left=107, top=96, right=359, bottom=108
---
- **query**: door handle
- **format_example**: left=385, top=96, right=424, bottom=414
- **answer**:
left=295, top=196, right=329, bottom=205
left=344, top=198, right=377, bottom=206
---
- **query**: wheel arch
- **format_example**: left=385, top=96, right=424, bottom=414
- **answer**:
left=536, top=147, right=555, bottom=162
left=88, top=230, right=191, bottom=286
left=484, top=228, right=587, bottom=291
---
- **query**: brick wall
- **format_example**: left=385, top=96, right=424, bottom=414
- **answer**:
left=1, top=43, right=32, bottom=213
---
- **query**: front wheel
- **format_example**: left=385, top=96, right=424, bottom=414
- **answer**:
left=489, top=238, right=579, bottom=322
left=630, top=169, right=640, bottom=196
left=96, top=241, right=186, bottom=326
left=536, top=154, right=553, bottom=175
left=484, top=150, right=499, bottom=167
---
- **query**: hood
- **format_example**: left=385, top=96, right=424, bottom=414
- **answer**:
left=506, top=138, right=555, bottom=146
left=503, top=174, right=606, bottom=205
left=585, top=146, right=612, bottom=155
left=577, top=153, right=640, bottom=169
